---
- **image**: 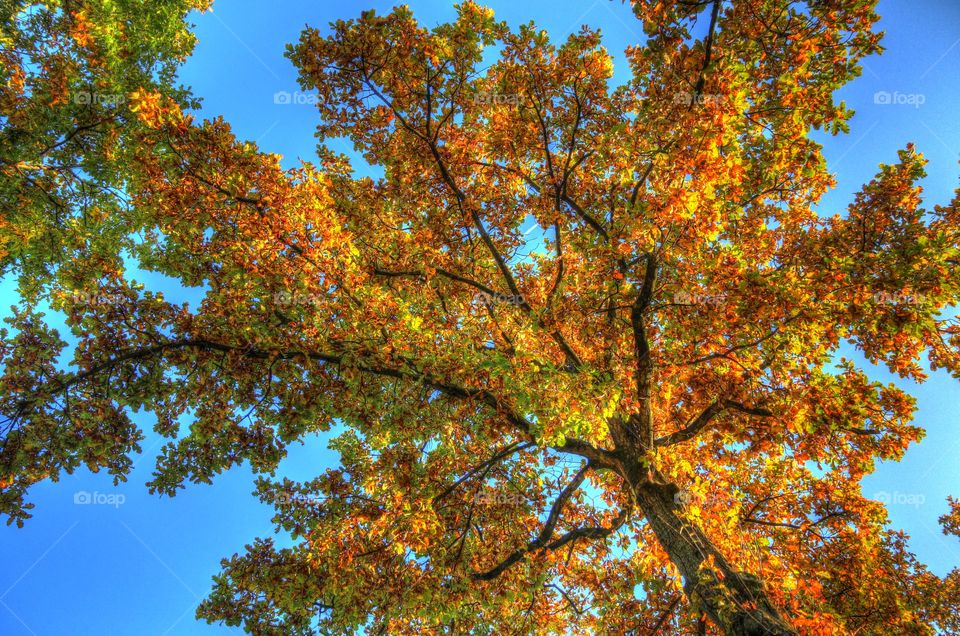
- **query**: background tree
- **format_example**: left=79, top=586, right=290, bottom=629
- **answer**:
left=0, top=0, right=207, bottom=528
left=2, top=1, right=960, bottom=634
left=0, top=0, right=208, bottom=282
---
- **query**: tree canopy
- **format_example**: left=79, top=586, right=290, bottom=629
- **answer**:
left=2, top=1, right=959, bottom=634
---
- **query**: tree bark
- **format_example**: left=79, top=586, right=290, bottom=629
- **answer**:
left=627, top=471, right=798, bottom=636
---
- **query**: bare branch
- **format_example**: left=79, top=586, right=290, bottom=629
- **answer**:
left=473, top=464, right=629, bottom=580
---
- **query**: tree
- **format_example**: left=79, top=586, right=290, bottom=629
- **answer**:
left=0, top=0, right=207, bottom=509
left=2, top=1, right=959, bottom=634
left=0, top=0, right=208, bottom=517
left=0, top=0, right=208, bottom=283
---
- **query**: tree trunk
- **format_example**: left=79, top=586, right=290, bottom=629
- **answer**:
left=628, top=474, right=798, bottom=636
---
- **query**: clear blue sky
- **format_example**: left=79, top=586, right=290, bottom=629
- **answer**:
left=1, top=1, right=958, bottom=634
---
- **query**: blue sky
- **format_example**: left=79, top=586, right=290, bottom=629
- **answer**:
left=1, top=1, right=959, bottom=634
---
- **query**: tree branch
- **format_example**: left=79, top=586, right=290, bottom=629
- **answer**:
left=473, top=464, right=629, bottom=580
left=655, top=398, right=773, bottom=446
